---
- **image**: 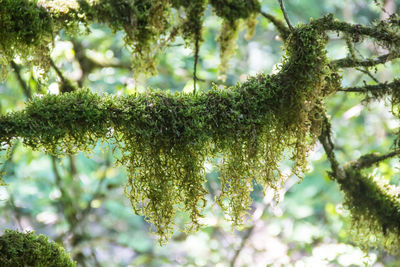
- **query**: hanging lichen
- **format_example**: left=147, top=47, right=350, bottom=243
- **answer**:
left=0, top=23, right=341, bottom=242
left=0, top=229, right=75, bottom=266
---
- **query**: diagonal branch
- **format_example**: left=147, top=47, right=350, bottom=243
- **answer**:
left=49, top=59, right=76, bottom=93
left=277, top=0, right=293, bottom=31
left=318, top=114, right=346, bottom=181
left=260, top=11, right=291, bottom=40
left=10, top=61, right=32, bottom=99
left=355, top=68, right=379, bottom=83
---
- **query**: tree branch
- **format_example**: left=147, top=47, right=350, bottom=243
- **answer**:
left=339, top=79, right=400, bottom=94
left=318, top=114, right=346, bottom=181
left=230, top=225, right=255, bottom=267
left=49, top=58, right=76, bottom=93
left=354, top=68, right=379, bottom=83
left=10, top=61, right=32, bottom=99
left=277, top=0, right=293, bottom=31
left=0, top=144, right=24, bottom=230
left=312, top=15, right=400, bottom=46
left=193, top=34, right=200, bottom=94
left=51, top=156, right=77, bottom=227
left=332, top=52, right=400, bottom=68
left=349, top=150, right=400, bottom=170
left=260, top=11, right=291, bottom=40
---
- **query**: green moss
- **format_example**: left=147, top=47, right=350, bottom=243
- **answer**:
left=85, top=0, right=174, bottom=75
left=340, top=168, right=400, bottom=254
left=172, top=0, right=207, bottom=42
left=0, top=0, right=53, bottom=74
left=0, top=24, right=340, bottom=242
left=0, top=229, right=75, bottom=267
left=211, top=0, right=261, bottom=79
left=0, top=0, right=264, bottom=78
left=210, top=0, right=261, bottom=21
left=217, top=19, right=239, bottom=80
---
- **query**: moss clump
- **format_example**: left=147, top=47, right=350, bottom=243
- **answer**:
left=0, top=0, right=53, bottom=74
left=0, top=90, right=108, bottom=155
left=1, top=0, right=260, bottom=78
left=211, top=0, right=261, bottom=79
left=0, top=229, right=75, bottom=267
left=84, top=0, right=174, bottom=75
left=210, top=0, right=261, bottom=21
left=0, top=24, right=340, bottom=242
left=172, top=0, right=207, bottom=43
left=339, top=168, right=400, bottom=254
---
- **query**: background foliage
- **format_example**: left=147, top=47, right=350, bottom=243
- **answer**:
left=1, top=0, right=400, bottom=266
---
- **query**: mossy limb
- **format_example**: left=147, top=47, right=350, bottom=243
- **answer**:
left=0, top=229, right=75, bottom=267
left=0, top=24, right=341, bottom=242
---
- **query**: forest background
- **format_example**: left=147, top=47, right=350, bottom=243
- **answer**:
left=1, top=0, right=400, bottom=266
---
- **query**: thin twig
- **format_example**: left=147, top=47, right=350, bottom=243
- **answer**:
left=50, top=58, right=67, bottom=83
left=8, top=194, right=23, bottom=230
left=193, top=34, right=200, bottom=94
left=50, top=58, right=76, bottom=93
left=355, top=68, right=379, bottom=83
left=230, top=225, right=255, bottom=267
left=62, top=154, right=111, bottom=238
left=278, top=0, right=293, bottom=30
left=90, top=248, right=101, bottom=267
left=51, top=156, right=77, bottom=226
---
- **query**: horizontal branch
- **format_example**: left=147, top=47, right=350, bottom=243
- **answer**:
left=311, top=14, right=400, bottom=47
left=0, top=74, right=280, bottom=148
left=349, top=150, right=400, bottom=170
left=339, top=79, right=400, bottom=95
left=331, top=52, right=400, bottom=68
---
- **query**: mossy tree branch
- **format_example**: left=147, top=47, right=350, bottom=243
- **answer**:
left=3, top=0, right=400, bottom=253
left=312, top=14, right=400, bottom=46
left=350, top=150, right=400, bottom=170
left=0, top=23, right=338, bottom=241
left=332, top=52, right=400, bottom=68
left=339, top=79, right=400, bottom=96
